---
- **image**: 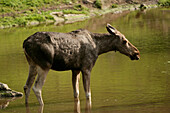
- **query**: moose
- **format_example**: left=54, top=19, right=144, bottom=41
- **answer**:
left=23, top=24, right=140, bottom=105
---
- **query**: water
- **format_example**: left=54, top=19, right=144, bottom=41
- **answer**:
left=0, top=8, right=170, bottom=113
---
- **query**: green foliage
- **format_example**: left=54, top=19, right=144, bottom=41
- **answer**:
left=14, top=17, right=27, bottom=26
left=0, top=11, right=55, bottom=27
left=25, top=14, right=46, bottom=22
left=29, top=7, right=38, bottom=12
left=0, top=0, right=90, bottom=28
left=0, top=17, right=12, bottom=26
left=63, top=9, right=88, bottom=14
left=0, top=7, right=13, bottom=13
left=62, top=0, right=72, bottom=4
left=45, top=14, right=54, bottom=20
left=0, top=0, right=59, bottom=11
left=74, top=4, right=89, bottom=11
left=94, top=0, right=102, bottom=9
left=0, top=0, right=22, bottom=7
left=111, top=4, right=118, bottom=8
left=158, top=0, right=170, bottom=7
left=43, top=0, right=53, bottom=4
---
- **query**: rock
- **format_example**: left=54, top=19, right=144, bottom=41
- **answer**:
left=54, top=17, right=65, bottom=25
left=0, top=82, right=11, bottom=91
left=46, top=20, right=55, bottom=24
left=0, top=91, right=23, bottom=97
left=139, top=3, right=147, bottom=9
left=27, top=21, right=40, bottom=26
left=50, top=12, right=65, bottom=25
left=50, top=11, right=63, bottom=17
left=0, top=82, right=23, bottom=98
left=64, top=14, right=90, bottom=24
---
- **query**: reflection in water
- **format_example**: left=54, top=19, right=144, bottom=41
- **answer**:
left=0, top=99, right=9, bottom=109
left=25, top=99, right=91, bottom=113
left=135, top=10, right=146, bottom=19
left=0, top=97, right=22, bottom=109
left=26, top=105, right=44, bottom=113
left=74, top=99, right=92, bottom=113
left=85, top=100, right=92, bottom=113
left=74, top=99, right=80, bottom=113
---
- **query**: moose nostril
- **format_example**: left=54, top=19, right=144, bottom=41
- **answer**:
left=133, top=53, right=140, bottom=60
left=134, top=51, right=140, bottom=56
left=136, top=55, right=140, bottom=60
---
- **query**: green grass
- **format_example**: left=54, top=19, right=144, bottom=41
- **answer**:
left=63, top=9, right=88, bottom=14
left=0, top=11, right=55, bottom=27
left=0, top=0, right=77, bottom=13
left=158, top=0, right=170, bottom=7
left=73, top=4, right=89, bottom=11
left=0, top=3, right=89, bottom=28
left=0, top=0, right=90, bottom=28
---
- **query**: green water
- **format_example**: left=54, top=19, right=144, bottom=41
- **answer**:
left=0, top=8, right=170, bottom=113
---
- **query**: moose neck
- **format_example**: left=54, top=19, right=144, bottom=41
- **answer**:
left=92, top=33, right=117, bottom=55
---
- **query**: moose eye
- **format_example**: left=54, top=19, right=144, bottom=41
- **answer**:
left=123, top=40, right=127, bottom=44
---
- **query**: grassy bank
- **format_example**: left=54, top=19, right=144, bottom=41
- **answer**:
left=0, top=0, right=77, bottom=12
left=0, top=0, right=160, bottom=29
left=0, top=0, right=90, bottom=28
left=0, top=0, right=93, bottom=28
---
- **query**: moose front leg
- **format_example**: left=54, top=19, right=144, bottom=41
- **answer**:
left=72, top=70, right=81, bottom=99
left=82, top=70, right=91, bottom=101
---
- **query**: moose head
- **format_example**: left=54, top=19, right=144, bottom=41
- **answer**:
left=106, top=24, right=140, bottom=60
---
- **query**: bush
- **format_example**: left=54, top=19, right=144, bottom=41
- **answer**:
left=25, top=14, right=46, bottom=22
left=94, top=0, right=102, bottom=9
left=15, top=17, right=27, bottom=26
left=45, top=14, right=54, bottom=20
left=62, top=0, right=72, bottom=4
left=111, top=4, right=118, bottom=8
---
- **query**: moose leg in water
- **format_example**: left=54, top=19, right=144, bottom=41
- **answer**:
left=72, top=70, right=81, bottom=99
left=82, top=69, right=91, bottom=101
left=24, top=64, right=37, bottom=105
left=32, top=67, right=49, bottom=105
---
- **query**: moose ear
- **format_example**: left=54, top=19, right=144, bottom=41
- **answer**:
left=106, top=23, right=117, bottom=35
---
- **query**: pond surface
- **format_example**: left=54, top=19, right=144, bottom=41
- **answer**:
left=0, top=8, right=170, bottom=113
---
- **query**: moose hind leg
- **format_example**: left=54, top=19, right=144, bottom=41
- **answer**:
left=24, top=65, right=37, bottom=105
left=82, top=70, right=91, bottom=101
left=72, top=70, right=81, bottom=99
left=32, top=66, right=49, bottom=105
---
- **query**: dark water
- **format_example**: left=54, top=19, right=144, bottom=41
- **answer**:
left=0, top=8, right=170, bottom=113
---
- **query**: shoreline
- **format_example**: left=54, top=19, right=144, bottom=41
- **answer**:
left=0, top=2, right=158, bottom=29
